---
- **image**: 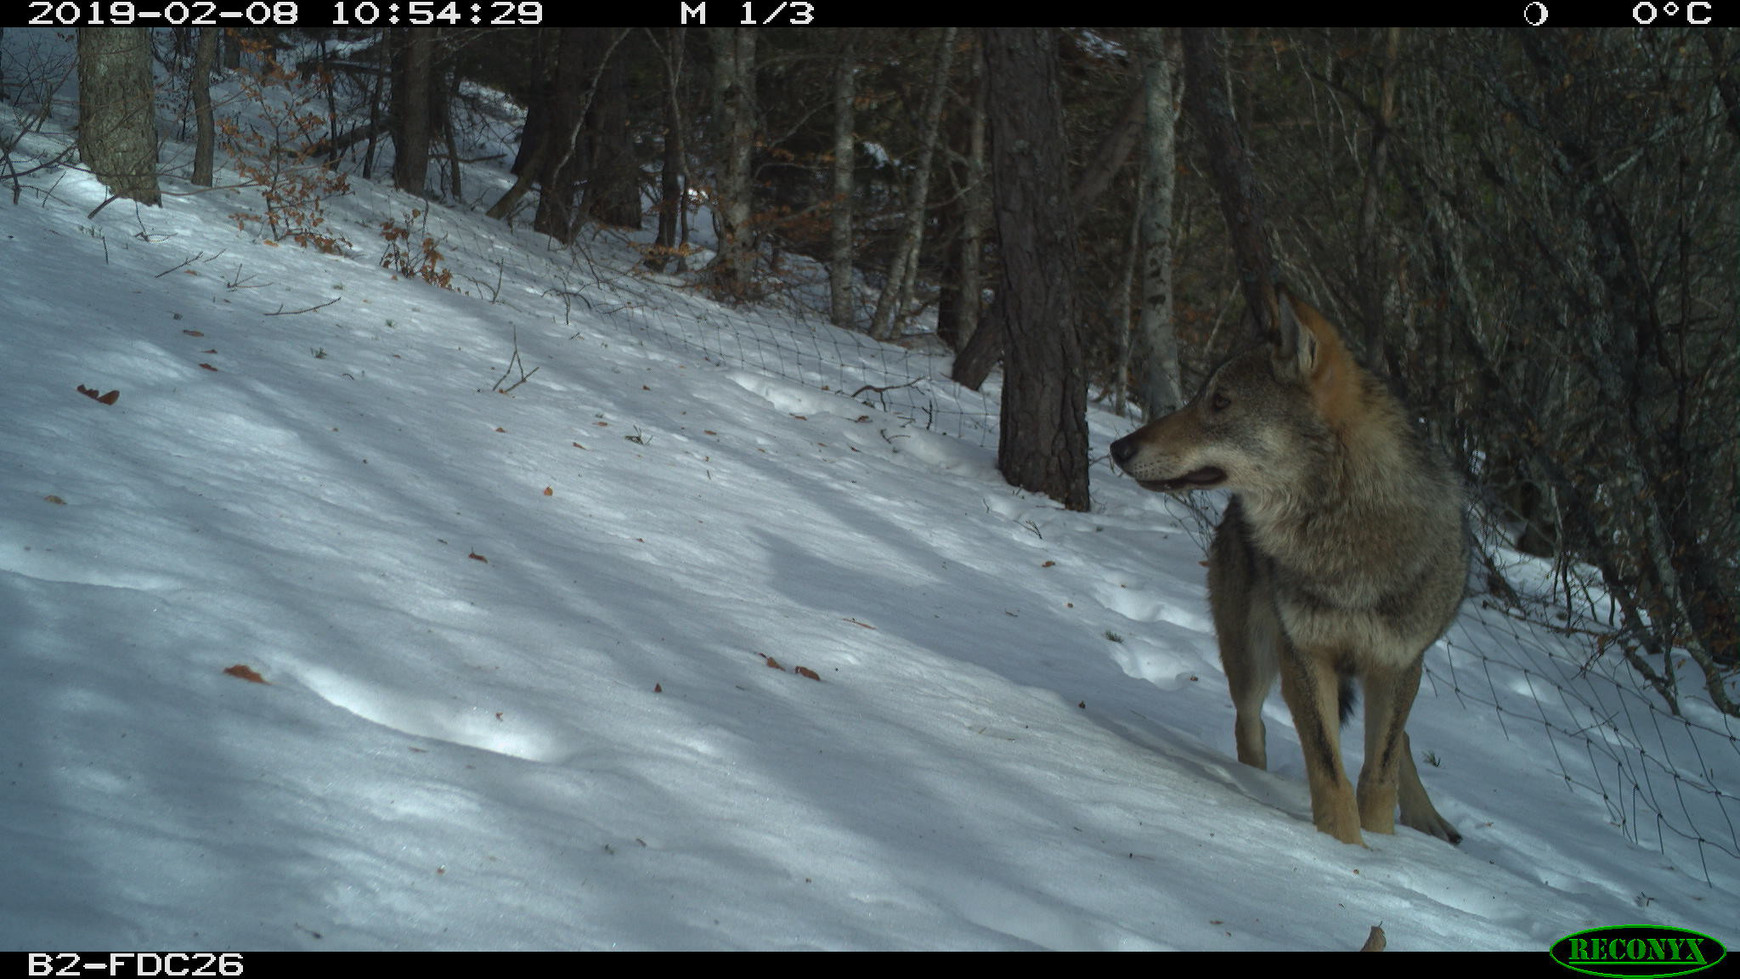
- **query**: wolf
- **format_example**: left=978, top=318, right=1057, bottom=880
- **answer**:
left=1109, top=288, right=1463, bottom=846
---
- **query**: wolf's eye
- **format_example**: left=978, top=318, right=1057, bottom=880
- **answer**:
left=1209, top=390, right=1230, bottom=412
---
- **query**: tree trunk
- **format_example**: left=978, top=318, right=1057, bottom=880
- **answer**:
left=1133, top=27, right=1183, bottom=418
left=1354, top=27, right=1401, bottom=369
left=390, top=28, right=434, bottom=196
left=870, top=27, right=956, bottom=341
left=707, top=28, right=758, bottom=300
left=77, top=27, right=160, bottom=206
left=190, top=27, right=217, bottom=187
left=442, top=64, right=462, bottom=199
left=533, top=28, right=588, bottom=243
left=648, top=28, right=689, bottom=273
left=951, top=57, right=1150, bottom=390
left=937, top=47, right=989, bottom=354
left=828, top=31, right=857, bottom=329
left=582, top=29, right=640, bottom=229
left=982, top=27, right=1090, bottom=512
left=1180, top=27, right=1278, bottom=341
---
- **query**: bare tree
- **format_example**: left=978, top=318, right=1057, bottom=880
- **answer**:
left=828, top=31, right=857, bottom=328
left=870, top=27, right=955, bottom=340
left=390, top=28, right=434, bottom=196
left=1131, top=27, right=1183, bottom=418
left=936, top=44, right=989, bottom=353
left=1352, top=27, right=1401, bottom=367
left=582, top=29, right=640, bottom=229
left=707, top=28, right=758, bottom=300
left=646, top=28, right=690, bottom=273
left=187, top=28, right=217, bottom=187
left=950, top=71, right=1149, bottom=390
left=77, top=28, right=160, bottom=206
left=982, top=27, right=1089, bottom=512
left=1180, top=27, right=1278, bottom=339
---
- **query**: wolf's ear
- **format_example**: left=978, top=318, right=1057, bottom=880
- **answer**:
left=1275, top=289, right=1358, bottom=419
left=1275, top=291, right=1322, bottom=380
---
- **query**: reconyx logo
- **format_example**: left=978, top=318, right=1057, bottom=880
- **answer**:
left=1551, top=925, right=1727, bottom=978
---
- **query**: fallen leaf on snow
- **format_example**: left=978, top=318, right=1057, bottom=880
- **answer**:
left=223, top=664, right=268, bottom=684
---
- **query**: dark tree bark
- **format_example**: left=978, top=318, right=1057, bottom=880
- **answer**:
left=647, top=27, right=689, bottom=273
left=220, top=28, right=241, bottom=70
left=828, top=31, right=857, bottom=329
left=496, top=29, right=632, bottom=242
left=488, top=32, right=557, bottom=220
left=390, top=28, right=435, bottom=196
left=950, top=60, right=1150, bottom=389
left=1132, top=26, right=1183, bottom=418
left=77, top=27, right=160, bottom=206
left=870, top=27, right=955, bottom=340
left=936, top=43, right=989, bottom=353
left=982, top=27, right=1090, bottom=512
left=1353, top=27, right=1401, bottom=368
left=532, top=28, right=588, bottom=242
left=189, top=27, right=217, bottom=187
left=707, top=28, right=758, bottom=299
left=1180, top=27, right=1279, bottom=341
left=582, top=30, right=640, bottom=229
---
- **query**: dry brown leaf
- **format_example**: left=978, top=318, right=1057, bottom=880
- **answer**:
left=468, top=551, right=488, bottom=563
left=543, top=487, right=553, bottom=496
left=223, top=664, right=267, bottom=684
left=794, top=667, right=820, bottom=681
left=43, top=495, right=66, bottom=505
left=198, top=363, right=218, bottom=372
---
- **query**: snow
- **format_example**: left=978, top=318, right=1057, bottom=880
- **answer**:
left=0, top=32, right=1735, bottom=952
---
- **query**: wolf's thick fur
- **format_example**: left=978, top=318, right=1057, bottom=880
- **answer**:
left=1110, top=290, right=1463, bottom=846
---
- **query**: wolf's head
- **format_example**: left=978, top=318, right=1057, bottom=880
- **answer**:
left=1109, top=289, right=1358, bottom=500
